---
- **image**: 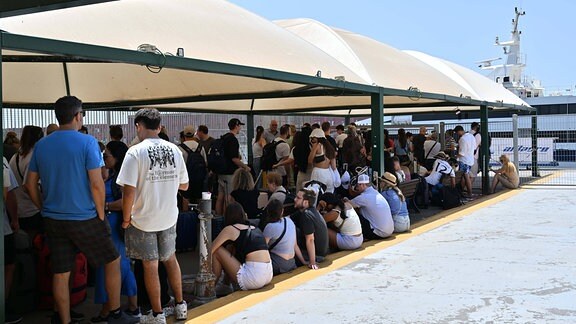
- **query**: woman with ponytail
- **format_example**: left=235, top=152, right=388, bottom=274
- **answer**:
left=379, top=172, right=410, bottom=233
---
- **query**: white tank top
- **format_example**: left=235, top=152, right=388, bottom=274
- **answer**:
left=332, top=206, right=362, bottom=236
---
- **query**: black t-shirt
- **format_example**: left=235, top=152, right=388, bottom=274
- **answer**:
left=326, top=136, right=337, bottom=152
left=290, top=207, right=328, bottom=257
left=222, top=133, right=240, bottom=175
left=412, top=134, right=426, bottom=162
left=198, top=136, right=214, bottom=158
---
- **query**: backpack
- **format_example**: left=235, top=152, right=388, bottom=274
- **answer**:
left=207, top=135, right=229, bottom=174
left=260, top=140, right=285, bottom=171
left=275, top=189, right=295, bottom=205
left=442, top=186, right=463, bottom=210
left=179, top=143, right=207, bottom=199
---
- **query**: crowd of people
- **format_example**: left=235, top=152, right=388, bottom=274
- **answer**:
left=2, top=96, right=520, bottom=324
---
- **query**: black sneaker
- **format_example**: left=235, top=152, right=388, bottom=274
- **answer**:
left=71, top=310, right=85, bottom=321
left=5, top=313, right=23, bottom=324
left=50, top=311, right=84, bottom=324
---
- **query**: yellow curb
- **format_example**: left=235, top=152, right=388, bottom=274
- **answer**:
left=184, top=189, right=522, bottom=323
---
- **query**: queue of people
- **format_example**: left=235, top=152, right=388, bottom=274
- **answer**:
left=2, top=96, right=520, bottom=324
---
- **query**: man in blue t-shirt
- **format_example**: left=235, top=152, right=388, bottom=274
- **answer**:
left=26, top=96, right=136, bottom=324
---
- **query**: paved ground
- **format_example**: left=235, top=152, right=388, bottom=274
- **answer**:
left=219, top=188, right=576, bottom=323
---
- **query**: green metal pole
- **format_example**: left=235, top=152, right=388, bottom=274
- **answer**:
left=370, top=89, right=384, bottom=178
left=246, top=113, right=254, bottom=166
left=531, top=115, right=540, bottom=177
left=480, top=105, right=490, bottom=195
left=0, top=31, right=6, bottom=324
left=344, top=115, right=350, bottom=127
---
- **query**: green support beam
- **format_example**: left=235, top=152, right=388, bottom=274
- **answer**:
left=480, top=105, right=490, bottom=195
left=246, top=112, right=254, bottom=166
left=370, top=89, right=384, bottom=178
left=531, top=115, right=540, bottom=177
left=0, top=31, right=5, bottom=324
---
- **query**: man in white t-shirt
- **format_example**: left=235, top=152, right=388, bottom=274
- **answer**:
left=470, top=122, right=482, bottom=180
left=335, top=125, right=347, bottom=149
left=455, top=125, right=475, bottom=197
left=272, top=124, right=291, bottom=186
left=117, top=108, right=189, bottom=323
left=346, top=174, right=394, bottom=239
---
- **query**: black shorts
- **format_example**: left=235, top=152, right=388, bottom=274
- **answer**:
left=4, top=233, right=15, bottom=265
left=359, top=214, right=384, bottom=240
left=44, top=216, right=119, bottom=273
left=19, top=212, right=44, bottom=232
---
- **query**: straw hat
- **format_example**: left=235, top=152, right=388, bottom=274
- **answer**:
left=381, top=172, right=397, bottom=187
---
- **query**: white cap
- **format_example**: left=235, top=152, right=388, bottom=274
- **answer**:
left=357, top=174, right=370, bottom=184
left=340, top=171, right=351, bottom=189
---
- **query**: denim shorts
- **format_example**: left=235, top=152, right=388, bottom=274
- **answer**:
left=125, top=225, right=176, bottom=261
left=458, top=161, right=472, bottom=174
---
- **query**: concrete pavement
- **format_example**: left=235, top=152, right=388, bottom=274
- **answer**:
left=214, top=187, right=576, bottom=323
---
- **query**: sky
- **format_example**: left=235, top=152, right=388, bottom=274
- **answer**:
left=228, top=0, right=575, bottom=93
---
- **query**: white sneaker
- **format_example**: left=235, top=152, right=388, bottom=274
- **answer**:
left=162, top=297, right=175, bottom=318
left=139, top=312, right=166, bottom=324
left=175, top=301, right=188, bottom=321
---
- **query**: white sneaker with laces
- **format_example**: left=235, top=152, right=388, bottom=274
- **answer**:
left=139, top=312, right=166, bottom=324
left=162, top=297, right=175, bottom=317
left=175, top=301, right=188, bottom=321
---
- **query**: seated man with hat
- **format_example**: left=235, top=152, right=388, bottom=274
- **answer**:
left=345, top=174, right=394, bottom=240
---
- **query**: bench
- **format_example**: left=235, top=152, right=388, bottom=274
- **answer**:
left=398, top=179, right=421, bottom=213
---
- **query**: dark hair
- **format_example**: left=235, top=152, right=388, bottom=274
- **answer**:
left=383, top=129, right=389, bottom=140
left=336, top=125, right=344, bottom=131
left=197, top=125, right=209, bottom=135
left=321, top=122, right=331, bottom=132
left=311, top=123, right=320, bottom=129
left=392, top=156, right=400, bottom=163
left=4, top=132, right=19, bottom=146
left=406, top=131, right=413, bottom=138
left=471, top=122, right=480, bottom=130
left=79, top=126, right=88, bottom=134
left=299, top=188, right=317, bottom=207
left=397, top=128, right=407, bottom=148
left=134, top=108, right=161, bottom=130
left=98, top=141, right=105, bottom=152
left=225, top=202, right=247, bottom=226
left=19, top=126, right=43, bottom=157
left=106, top=141, right=129, bottom=173
left=454, top=125, right=464, bottom=132
left=317, top=137, right=336, bottom=160
left=266, top=199, right=284, bottom=222
left=255, top=125, right=264, bottom=143
left=54, top=96, right=83, bottom=125
left=280, top=124, right=290, bottom=136
left=318, top=192, right=345, bottom=217
left=109, top=125, right=123, bottom=141
left=302, top=123, right=311, bottom=128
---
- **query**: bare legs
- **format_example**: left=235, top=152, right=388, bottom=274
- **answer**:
left=212, top=247, right=241, bottom=284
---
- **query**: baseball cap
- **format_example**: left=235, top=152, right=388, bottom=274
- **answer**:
left=340, top=171, right=351, bottom=189
left=357, top=174, right=370, bottom=184
left=183, top=125, right=195, bottom=137
left=228, top=118, right=245, bottom=129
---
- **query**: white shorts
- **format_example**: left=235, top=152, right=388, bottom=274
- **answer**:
left=393, top=214, right=410, bottom=233
left=237, top=261, right=273, bottom=290
left=336, top=233, right=363, bottom=250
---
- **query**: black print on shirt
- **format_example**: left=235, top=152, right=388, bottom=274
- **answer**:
left=147, top=145, right=176, bottom=170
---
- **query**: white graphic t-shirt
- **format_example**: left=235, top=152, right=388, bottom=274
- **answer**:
left=117, top=138, right=188, bottom=231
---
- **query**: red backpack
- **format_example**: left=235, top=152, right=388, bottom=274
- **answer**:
left=34, top=234, right=88, bottom=309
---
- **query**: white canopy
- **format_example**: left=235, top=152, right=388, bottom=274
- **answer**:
left=1, top=0, right=530, bottom=114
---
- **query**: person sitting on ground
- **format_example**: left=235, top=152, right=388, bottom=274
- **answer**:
left=490, top=154, right=519, bottom=193
left=229, top=168, right=261, bottom=219
left=346, top=174, right=394, bottom=240
left=263, top=199, right=302, bottom=275
left=266, top=172, right=287, bottom=206
left=379, top=172, right=410, bottom=233
left=290, top=188, right=328, bottom=270
left=211, top=202, right=273, bottom=290
left=316, top=193, right=363, bottom=251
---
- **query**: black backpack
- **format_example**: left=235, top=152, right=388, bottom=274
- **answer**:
left=179, top=144, right=208, bottom=199
left=207, top=135, right=229, bottom=174
left=275, top=189, right=295, bottom=205
left=260, top=140, right=285, bottom=171
left=442, top=186, right=463, bottom=210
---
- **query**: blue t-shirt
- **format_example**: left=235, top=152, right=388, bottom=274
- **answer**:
left=381, top=188, right=409, bottom=217
left=29, top=130, right=103, bottom=220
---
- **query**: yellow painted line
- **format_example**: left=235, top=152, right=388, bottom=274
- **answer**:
left=529, top=170, right=563, bottom=185
left=184, top=189, right=523, bottom=323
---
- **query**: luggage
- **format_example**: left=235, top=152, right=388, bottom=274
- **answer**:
left=442, top=186, right=464, bottom=210
left=176, top=211, right=199, bottom=251
left=34, top=234, right=88, bottom=309
left=7, top=230, right=37, bottom=314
